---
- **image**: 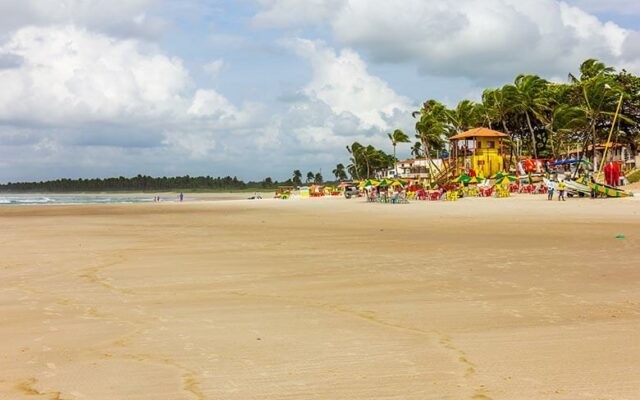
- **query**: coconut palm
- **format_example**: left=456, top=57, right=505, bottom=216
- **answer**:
left=292, top=170, right=302, bottom=186
left=502, top=74, right=551, bottom=159
left=446, top=100, right=485, bottom=133
left=306, top=171, right=314, bottom=183
left=410, top=141, right=422, bottom=158
left=569, top=58, right=615, bottom=83
left=332, top=163, right=347, bottom=181
left=413, top=100, right=453, bottom=168
left=387, top=129, right=410, bottom=176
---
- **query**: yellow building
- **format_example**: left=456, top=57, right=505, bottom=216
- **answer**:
left=449, top=128, right=508, bottom=177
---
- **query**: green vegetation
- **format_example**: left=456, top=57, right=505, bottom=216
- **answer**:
left=345, top=59, right=640, bottom=178
left=0, top=175, right=289, bottom=193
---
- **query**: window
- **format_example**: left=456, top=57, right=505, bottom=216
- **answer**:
left=486, top=141, right=495, bottom=149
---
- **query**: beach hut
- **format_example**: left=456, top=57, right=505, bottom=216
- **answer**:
left=449, top=128, right=508, bottom=178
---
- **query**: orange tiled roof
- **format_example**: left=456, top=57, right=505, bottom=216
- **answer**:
left=449, top=127, right=508, bottom=140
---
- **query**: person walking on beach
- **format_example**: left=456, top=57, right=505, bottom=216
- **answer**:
left=179, top=192, right=184, bottom=202
left=557, top=180, right=566, bottom=201
left=547, top=179, right=555, bottom=200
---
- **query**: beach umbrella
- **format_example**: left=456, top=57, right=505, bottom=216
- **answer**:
left=359, top=179, right=379, bottom=189
left=378, top=178, right=394, bottom=187
left=495, top=175, right=518, bottom=185
left=390, top=179, right=407, bottom=187
left=468, top=176, right=485, bottom=184
left=490, top=171, right=514, bottom=180
left=452, top=174, right=471, bottom=183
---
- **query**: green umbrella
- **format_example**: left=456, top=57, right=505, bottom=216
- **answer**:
left=452, top=174, right=471, bottom=183
left=468, top=176, right=485, bottom=184
left=490, top=171, right=509, bottom=179
left=495, top=175, right=518, bottom=185
left=389, top=179, right=407, bottom=187
left=378, top=178, right=394, bottom=187
left=359, top=179, right=379, bottom=189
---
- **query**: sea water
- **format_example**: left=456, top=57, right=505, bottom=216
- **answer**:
left=0, top=195, right=157, bottom=205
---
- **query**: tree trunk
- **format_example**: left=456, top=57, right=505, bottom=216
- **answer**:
left=546, top=127, right=557, bottom=158
left=393, top=144, right=397, bottom=177
left=501, top=119, right=514, bottom=171
left=525, top=111, right=538, bottom=159
left=591, top=122, right=597, bottom=166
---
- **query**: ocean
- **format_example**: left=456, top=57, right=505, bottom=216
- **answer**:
left=0, top=195, right=159, bottom=205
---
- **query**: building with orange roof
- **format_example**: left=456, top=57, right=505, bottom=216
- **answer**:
left=450, top=128, right=509, bottom=177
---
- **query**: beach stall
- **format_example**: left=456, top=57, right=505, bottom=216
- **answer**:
left=449, top=128, right=508, bottom=178
left=275, top=186, right=293, bottom=199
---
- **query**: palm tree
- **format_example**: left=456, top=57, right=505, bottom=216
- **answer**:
left=346, top=142, right=364, bottom=180
left=387, top=129, right=410, bottom=177
left=446, top=100, right=484, bottom=133
left=413, top=100, right=453, bottom=179
left=502, top=74, right=551, bottom=159
left=314, top=172, right=323, bottom=184
left=292, top=170, right=302, bottom=186
left=306, top=171, right=314, bottom=183
left=410, top=141, right=422, bottom=158
left=332, top=163, right=347, bottom=181
left=567, top=60, right=632, bottom=163
left=569, top=58, right=615, bottom=83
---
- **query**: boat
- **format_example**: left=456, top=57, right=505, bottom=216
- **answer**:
left=588, top=182, right=633, bottom=198
left=564, top=178, right=592, bottom=197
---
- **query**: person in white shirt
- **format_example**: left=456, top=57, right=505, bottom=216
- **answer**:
left=547, top=179, right=555, bottom=200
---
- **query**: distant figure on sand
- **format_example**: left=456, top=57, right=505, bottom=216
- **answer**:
left=557, top=180, right=566, bottom=201
left=179, top=192, right=184, bottom=202
left=547, top=180, right=555, bottom=200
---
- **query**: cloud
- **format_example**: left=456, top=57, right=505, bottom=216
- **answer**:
left=0, top=24, right=267, bottom=179
left=0, top=26, right=190, bottom=127
left=0, top=0, right=166, bottom=38
left=203, top=59, right=225, bottom=78
left=566, top=0, right=640, bottom=16
left=254, top=0, right=640, bottom=80
left=252, top=0, right=343, bottom=28
left=287, top=39, right=414, bottom=131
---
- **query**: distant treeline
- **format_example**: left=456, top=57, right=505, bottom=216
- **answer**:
left=0, top=174, right=293, bottom=193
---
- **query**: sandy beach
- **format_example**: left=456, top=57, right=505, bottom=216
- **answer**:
left=1, top=196, right=639, bottom=399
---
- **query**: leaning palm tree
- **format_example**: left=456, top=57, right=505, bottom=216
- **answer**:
left=413, top=99, right=454, bottom=183
left=387, top=129, right=410, bottom=176
left=446, top=99, right=484, bottom=133
left=346, top=142, right=365, bottom=180
left=502, top=74, right=551, bottom=159
left=410, top=141, right=422, bottom=158
left=569, top=58, right=615, bottom=83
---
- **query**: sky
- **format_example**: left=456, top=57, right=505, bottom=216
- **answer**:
left=1, top=0, right=640, bottom=182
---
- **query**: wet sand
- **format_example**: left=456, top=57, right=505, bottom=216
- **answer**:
left=1, top=195, right=639, bottom=399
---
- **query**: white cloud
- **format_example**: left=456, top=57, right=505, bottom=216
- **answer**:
left=203, top=59, right=225, bottom=78
left=254, top=0, right=640, bottom=79
left=0, top=23, right=266, bottom=173
left=0, top=26, right=190, bottom=126
left=566, top=0, right=640, bottom=16
left=288, top=39, right=413, bottom=131
left=252, top=0, right=343, bottom=28
left=0, top=0, right=165, bottom=38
